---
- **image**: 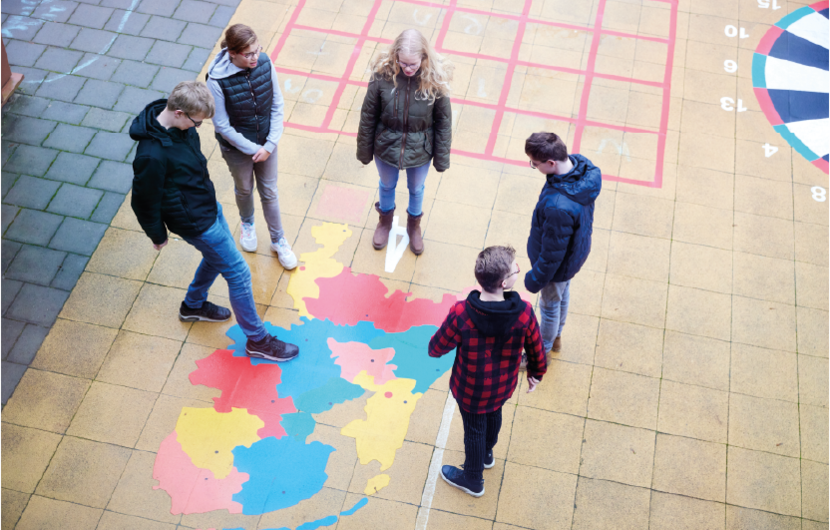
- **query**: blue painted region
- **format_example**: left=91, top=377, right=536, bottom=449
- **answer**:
left=768, top=88, right=829, bottom=123
left=775, top=6, right=813, bottom=29
left=823, top=154, right=828, bottom=161
left=340, top=497, right=369, bottom=516
left=294, top=376, right=365, bottom=414
left=819, top=7, right=828, bottom=18
left=774, top=124, right=819, bottom=160
left=752, top=53, right=767, bottom=88
left=232, top=435, right=335, bottom=515
left=769, top=30, right=829, bottom=71
left=282, top=411, right=316, bottom=441
left=296, top=515, right=338, bottom=530
left=369, top=325, right=454, bottom=393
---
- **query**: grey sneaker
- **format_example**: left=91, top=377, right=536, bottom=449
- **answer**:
left=178, top=301, right=231, bottom=322
left=246, top=334, right=299, bottom=362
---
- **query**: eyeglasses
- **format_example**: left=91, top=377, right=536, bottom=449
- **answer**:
left=184, top=112, right=203, bottom=128
left=241, top=46, right=262, bottom=60
left=506, top=263, right=520, bottom=278
left=397, top=59, right=422, bottom=70
left=529, top=159, right=541, bottom=169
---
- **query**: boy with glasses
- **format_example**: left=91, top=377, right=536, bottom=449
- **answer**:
left=130, top=80, right=300, bottom=362
left=428, top=245, right=546, bottom=497
left=524, top=132, right=602, bottom=358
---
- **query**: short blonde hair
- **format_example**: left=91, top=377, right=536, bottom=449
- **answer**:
left=371, top=29, right=453, bottom=103
left=167, top=80, right=215, bottom=118
left=475, top=245, right=516, bottom=293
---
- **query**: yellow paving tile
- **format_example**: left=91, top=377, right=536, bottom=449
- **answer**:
left=60, top=272, right=143, bottom=329
left=411, top=241, right=481, bottom=292
left=550, top=313, right=599, bottom=365
left=795, top=221, right=829, bottom=267
left=802, top=459, right=830, bottom=523
left=161, top=342, right=222, bottom=402
left=797, top=307, right=829, bottom=358
left=518, top=358, right=592, bottom=417
left=96, top=511, right=177, bottom=530
left=580, top=419, right=655, bottom=487
left=507, top=406, right=584, bottom=474
left=606, top=231, right=670, bottom=283
left=66, top=381, right=157, bottom=448
left=662, top=331, right=730, bottom=391
left=1, top=424, right=62, bottom=494
left=1, top=369, right=90, bottom=434
left=405, top=387, right=446, bottom=445
left=796, top=261, right=829, bottom=311
left=658, top=379, right=728, bottom=443
left=734, top=174, right=793, bottom=220
left=335, top=492, right=417, bottom=530
left=86, top=227, right=159, bottom=281
left=123, top=283, right=192, bottom=341
left=733, top=211, right=795, bottom=261
left=728, top=393, right=800, bottom=457
left=794, top=183, right=829, bottom=225
left=135, top=394, right=213, bottom=452
left=612, top=193, right=674, bottom=239
left=725, top=505, right=800, bottom=530
left=649, top=491, right=725, bottom=530
left=732, top=296, right=797, bottom=352
left=726, top=446, right=801, bottom=517
left=97, top=331, right=182, bottom=392
left=669, top=241, right=732, bottom=294
left=568, top=269, right=605, bottom=317
left=1, top=488, right=30, bottom=530
left=673, top=202, right=733, bottom=250
left=347, top=440, right=432, bottom=504
left=798, top=354, right=829, bottom=408
left=425, top=200, right=491, bottom=248
left=571, top=476, right=650, bottom=530
left=15, top=496, right=103, bottom=530
left=111, top=192, right=143, bottom=233
left=732, top=252, right=795, bottom=305
left=427, top=509, right=495, bottom=530
left=106, top=450, right=181, bottom=524
left=601, top=274, right=668, bottom=328
left=30, top=319, right=118, bottom=379
left=256, top=487, right=345, bottom=529
left=595, top=319, right=662, bottom=377
left=801, top=403, right=829, bottom=465
left=588, top=367, right=660, bottom=429
left=496, top=461, right=577, bottom=530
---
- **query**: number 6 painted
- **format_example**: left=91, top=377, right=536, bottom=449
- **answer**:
left=724, top=60, right=737, bottom=73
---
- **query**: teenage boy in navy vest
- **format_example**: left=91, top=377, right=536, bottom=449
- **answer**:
left=130, top=80, right=299, bottom=362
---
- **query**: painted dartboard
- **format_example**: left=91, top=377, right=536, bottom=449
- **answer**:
left=752, top=1, right=829, bottom=174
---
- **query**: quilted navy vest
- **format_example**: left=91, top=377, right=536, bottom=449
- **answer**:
left=214, top=52, right=273, bottom=149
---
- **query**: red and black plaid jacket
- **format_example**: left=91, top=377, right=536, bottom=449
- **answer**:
left=428, top=300, right=546, bottom=413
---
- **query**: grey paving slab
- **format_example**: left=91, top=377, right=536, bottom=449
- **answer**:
left=173, top=0, right=217, bottom=24
left=34, top=46, right=84, bottom=72
left=42, top=123, right=98, bottom=153
left=34, top=72, right=87, bottom=102
left=6, top=245, right=68, bottom=286
left=6, top=283, right=69, bottom=326
left=4, top=39, right=47, bottom=67
left=70, top=27, right=118, bottom=53
left=33, top=21, right=81, bottom=47
left=90, top=191, right=125, bottom=224
left=2, top=0, right=39, bottom=17
left=4, top=208, right=64, bottom=246
left=106, top=33, right=154, bottom=60
left=2, top=361, right=28, bottom=404
left=85, top=131, right=135, bottom=161
left=31, top=1, right=81, bottom=24
left=211, top=0, right=242, bottom=6
left=41, top=100, right=91, bottom=124
left=2, top=115, right=57, bottom=146
left=1, top=240, right=22, bottom=274
left=178, top=22, right=222, bottom=49
left=110, top=59, right=159, bottom=87
left=103, top=8, right=149, bottom=35
left=51, top=253, right=89, bottom=290
left=73, top=79, right=125, bottom=108
left=5, top=95, right=51, bottom=118
left=151, top=66, right=195, bottom=92
left=1, top=279, right=23, bottom=315
left=1, top=205, right=20, bottom=235
left=12, top=67, right=50, bottom=95
left=208, top=5, right=235, bottom=27
left=87, top=159, right=133, bottom=193
left=140, top=16, right=186, bottom=41
left=2, top=318, right=26, bottom=359
left=1, top=15, right=46, bottom=41
left=48, top=217, right=108, bottom=255
left=113, top=85, right=163, bottom=113
left=6, top=324, right=50, bottom=365
left=72, top=52, right=121, bottom=80
left=80, top=107, right=131, bottom=132
left=3, top=145, right=60, bottom=176
left=137, top=0, right=181, bottom=17
left=1, top=142, right=17, bottom=168
left=47, top=183, right=104, bottom=218
left=67, top=4, right=115, bottom=29
left=3, top=176, right=61, bottom=210
left=101, top=0, right=138, bottom=8
left=181, top=46, right=211, bottom=72
left=1, top=172, right=19, bottom=199
left=44, top=152, right=100, bottom=185
left=144, top=40, right=191, bottom=68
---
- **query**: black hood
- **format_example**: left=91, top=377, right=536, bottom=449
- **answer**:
left=465, top=290, right=525, bottom=337
left=129, top=99, right=188, bottom=146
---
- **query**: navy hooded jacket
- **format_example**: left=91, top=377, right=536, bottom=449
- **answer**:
left=524, top=154, right=602, bottom=293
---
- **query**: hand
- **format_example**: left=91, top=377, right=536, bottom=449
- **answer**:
left=252, top=147, right=270, bottom=163
left=526, top=376, right=540, bottom=393
left=153, top=239, right=168, bottom=251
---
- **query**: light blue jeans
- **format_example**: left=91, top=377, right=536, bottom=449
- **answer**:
left=539, top=280, right=570, bottom=352
left=182, top=204, right=269, bottom=342
left=375, top=157, right=430, bottom=216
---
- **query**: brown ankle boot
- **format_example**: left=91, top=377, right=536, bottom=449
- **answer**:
left=407, top=212, right=424, bottom=255
left=552, top=336, right=562, bottom=352
left=372, top=202, right=394, bottom=250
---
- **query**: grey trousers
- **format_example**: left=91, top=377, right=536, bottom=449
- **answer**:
left=220, top=144, right=285, bottom=243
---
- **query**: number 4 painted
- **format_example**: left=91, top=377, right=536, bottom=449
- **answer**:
left=758, top=0, right=782, bottom=9
left=763, top=143, right=778, bottom=157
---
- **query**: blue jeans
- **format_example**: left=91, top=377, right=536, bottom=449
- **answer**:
left=539, top=280, right=570, bottom=352
left=375, top=157, right=430, bottom=216
left=182, top=204, right=268, bottom=342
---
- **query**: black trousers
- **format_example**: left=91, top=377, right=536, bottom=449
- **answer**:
left=458, top=404, right=503, bottom=482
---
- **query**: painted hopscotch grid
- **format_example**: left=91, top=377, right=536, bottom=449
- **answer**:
left=270, top=0, right=679, bottom=188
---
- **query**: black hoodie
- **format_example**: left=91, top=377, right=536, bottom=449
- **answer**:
left=465, top=290, right=525, bottom=338
left=129, top=99, right=217, bottom=244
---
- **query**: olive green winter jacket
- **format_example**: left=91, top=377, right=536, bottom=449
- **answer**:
left=356, top=72, right=452, bottom=171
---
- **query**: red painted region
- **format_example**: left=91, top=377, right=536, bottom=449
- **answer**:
left=189, top=349, right=296, bottom=439
left=316, top=184, right=372, bottom=224
left=813, top=158, right=829, bottom=173
left=754, top=87, right=784, bottom=126
left=810, top=1, right=829, bottom=11
left=307, top=268, right=457, bottom=332
left=756, top=25, right=783, bottom=56
left=153, top=432, right=247, bottom=515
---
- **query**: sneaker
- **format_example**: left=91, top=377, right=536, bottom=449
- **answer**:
left=519, top=353, right=528, bottom=371
left=240, top=222, right=257, bottom=252
left=440, top=465, right=484, bottom=497
left=271, top=237, right=298, bottom=270
left=484, top=450, right=495, bottom=469
left=246, top=334, right=299, bottom=362
left=552, top=335, right=562, bottom=352
left=178, top=301, right=231, bottom=322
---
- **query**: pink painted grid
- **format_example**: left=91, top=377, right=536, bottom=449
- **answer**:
left=270, top=0, right=679, bottom=188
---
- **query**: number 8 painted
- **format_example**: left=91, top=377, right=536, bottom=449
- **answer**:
left=811, top=186, right=826, bottom=202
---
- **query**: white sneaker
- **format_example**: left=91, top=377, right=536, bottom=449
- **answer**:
left=240, top=222, right=257, bottom=252
left=271, top=237, right=298, bottom=270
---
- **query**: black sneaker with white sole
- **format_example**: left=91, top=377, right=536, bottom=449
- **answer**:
left=484, top=450, right=495, bottom=469
left=441, top=465, right=484, bottom=497
left=246, top=334, right=299, bottom=362
left=178, top=301, right=231, bottom=322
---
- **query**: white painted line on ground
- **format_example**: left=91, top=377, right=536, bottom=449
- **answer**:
left=415, top=390, right=456, bottom=530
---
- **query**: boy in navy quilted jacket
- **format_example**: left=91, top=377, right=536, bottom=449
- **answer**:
left=524, top=132, right=602, bottom=358
left=428, top=245, right=546, bottom=497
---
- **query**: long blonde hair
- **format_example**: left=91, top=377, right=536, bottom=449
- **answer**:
left=371, top=29, right=453, bottom=103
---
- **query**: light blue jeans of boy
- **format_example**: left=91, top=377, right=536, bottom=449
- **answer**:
left=375, top=157, right=430, bottom=216
left=539, top=280, right=570, bottom=352
left=182, top=204, right=269, bottom=342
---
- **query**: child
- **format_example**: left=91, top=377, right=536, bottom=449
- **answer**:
left=428, top=245, right=546, bottom=497
left=524, top=132, right=601, bottom=356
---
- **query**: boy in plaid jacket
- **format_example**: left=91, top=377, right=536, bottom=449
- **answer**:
left=428, top=245, right=546, bottom=497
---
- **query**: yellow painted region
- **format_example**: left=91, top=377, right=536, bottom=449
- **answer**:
left=175, top=407, right=263, bottom=479
left=286, top=222, right=352, bottom=318
left=364, top=474, right=391, bottom=495
left=341, top=372, right=423, bottom=471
